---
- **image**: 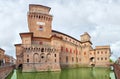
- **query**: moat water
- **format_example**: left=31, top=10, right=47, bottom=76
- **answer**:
left=6, top=67, right=115, bottom=79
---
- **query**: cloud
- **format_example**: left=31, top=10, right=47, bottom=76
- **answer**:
left=0, top=0, right=120, bottom=60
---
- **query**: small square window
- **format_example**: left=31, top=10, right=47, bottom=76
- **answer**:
left=39, top=26, right=43, bottom=31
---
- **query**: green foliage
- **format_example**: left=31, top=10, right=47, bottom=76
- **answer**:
left=109, top=59, right=114, bottom=62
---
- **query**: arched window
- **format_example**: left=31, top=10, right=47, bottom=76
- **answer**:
left=27, top=59, right=29, bottom=63
left=40, top=53, right=45, bottom=63
left=47, top=53, right=51, bottom=62
left=33, top=53, right=39, bottom=63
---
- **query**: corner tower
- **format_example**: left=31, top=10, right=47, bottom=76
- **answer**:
left=80, top=32, right=92, bottom=65
left=28, top=4, right=52, bottom=38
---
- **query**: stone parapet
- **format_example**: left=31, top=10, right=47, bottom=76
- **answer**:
left=0, top=65, right=15, bottom=79
left=113, top=64, right=120, bottom=79
left=22, top=63, right=61, bottom=72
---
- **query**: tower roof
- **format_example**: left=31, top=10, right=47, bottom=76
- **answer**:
left=0, top=48, right=5, bottom=52
left=29, top=4, right=51, bottom=13
left=81, top=32, right=91, bottom=38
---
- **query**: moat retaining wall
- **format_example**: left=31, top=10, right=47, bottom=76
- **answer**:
left=0, top=65, right=15, bottom=79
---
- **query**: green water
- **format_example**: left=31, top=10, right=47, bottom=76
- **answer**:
left=6, top=67, right=115, bottom=79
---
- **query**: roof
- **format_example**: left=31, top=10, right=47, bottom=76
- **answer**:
left=80, top=32, right=91, bottom=38
left=0, top=48, right=5, bottom=52
left=95, top=45, right=110, bottom=49
left=81, top=41, right=92, bottom=45
left=14, top=44, right=21, bottom=46
left=52, top=30, right=81, bottom=43
left=29, top=4, right=51, bottom=11
left=20, top=32, right=33, bottom=38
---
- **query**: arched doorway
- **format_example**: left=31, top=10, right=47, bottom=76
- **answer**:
left=90, top=57, right=94, bottom=62
left=18, top=64, right=23, bottom=69
left=33, top=53, right=39, bottom=63
left=90, top=57, right=95, bottom=66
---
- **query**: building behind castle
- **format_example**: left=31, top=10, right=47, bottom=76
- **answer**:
left=15, top=4, right=111, bottom=72
left=0, top=48, right=16, bottom=66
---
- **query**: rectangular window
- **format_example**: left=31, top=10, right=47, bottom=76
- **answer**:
left=101, top=58, right=103, bottom=60
left=97, top=58, right=99, bottom=60
left=72, top=57, right=74, bottom=62
left=97, top=51, right=99, bottom=54
left=39, top=26, right=43, bottom=31
left=60, top=57, right=61, bottom=61
left=79, top=58, right=81, bottom=61
left=54, top=54, right=56, bottom=57
left=55, top=59, right=56, bottom=63
left=101, top=51, right=103, bottom=54
left=105, top=51, right=107, bottom=54
left=76, top=58, right=78, bottom=63
left=66, top=56, right=68, bottom=63
left=27, top=59, right=29, bottom=63
left=61, top=47, right=63, bottom=51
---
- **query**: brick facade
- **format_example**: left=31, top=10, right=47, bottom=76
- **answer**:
left=15, top=4, right=111, bottom=72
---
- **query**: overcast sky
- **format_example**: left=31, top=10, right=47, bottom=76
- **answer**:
left=0, top=0, right=120, bottom=61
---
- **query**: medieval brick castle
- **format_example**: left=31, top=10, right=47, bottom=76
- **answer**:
left=15, top=4, right=111, bottom=72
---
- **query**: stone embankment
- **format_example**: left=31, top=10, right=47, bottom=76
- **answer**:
left=0, top=65, right=15, bottom=79
left=113, top=64, right=120, bottom=79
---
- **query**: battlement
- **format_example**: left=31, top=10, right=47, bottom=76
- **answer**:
left=29, top=4, right=51, bottom=14
left=95, top=45, right=110, bottom=49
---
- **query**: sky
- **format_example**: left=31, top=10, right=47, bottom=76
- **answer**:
left=0, top=0, right=120, bottom=61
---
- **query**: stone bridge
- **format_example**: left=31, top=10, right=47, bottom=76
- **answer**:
left=113, top=64, right=120, bottom=79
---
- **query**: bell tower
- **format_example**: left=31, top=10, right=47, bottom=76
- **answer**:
left=27, top=4, right=52, bottom=38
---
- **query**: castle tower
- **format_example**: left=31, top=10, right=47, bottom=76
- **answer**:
left=80, top=32, right=92, bottom=65
left=28, top=4, right=52, bottom=38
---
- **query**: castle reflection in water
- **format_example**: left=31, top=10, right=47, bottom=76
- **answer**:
left=7, top=68, right=115, bottom=79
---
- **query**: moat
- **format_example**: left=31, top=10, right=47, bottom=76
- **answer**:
left=6, top=67, right=115, bottom=79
